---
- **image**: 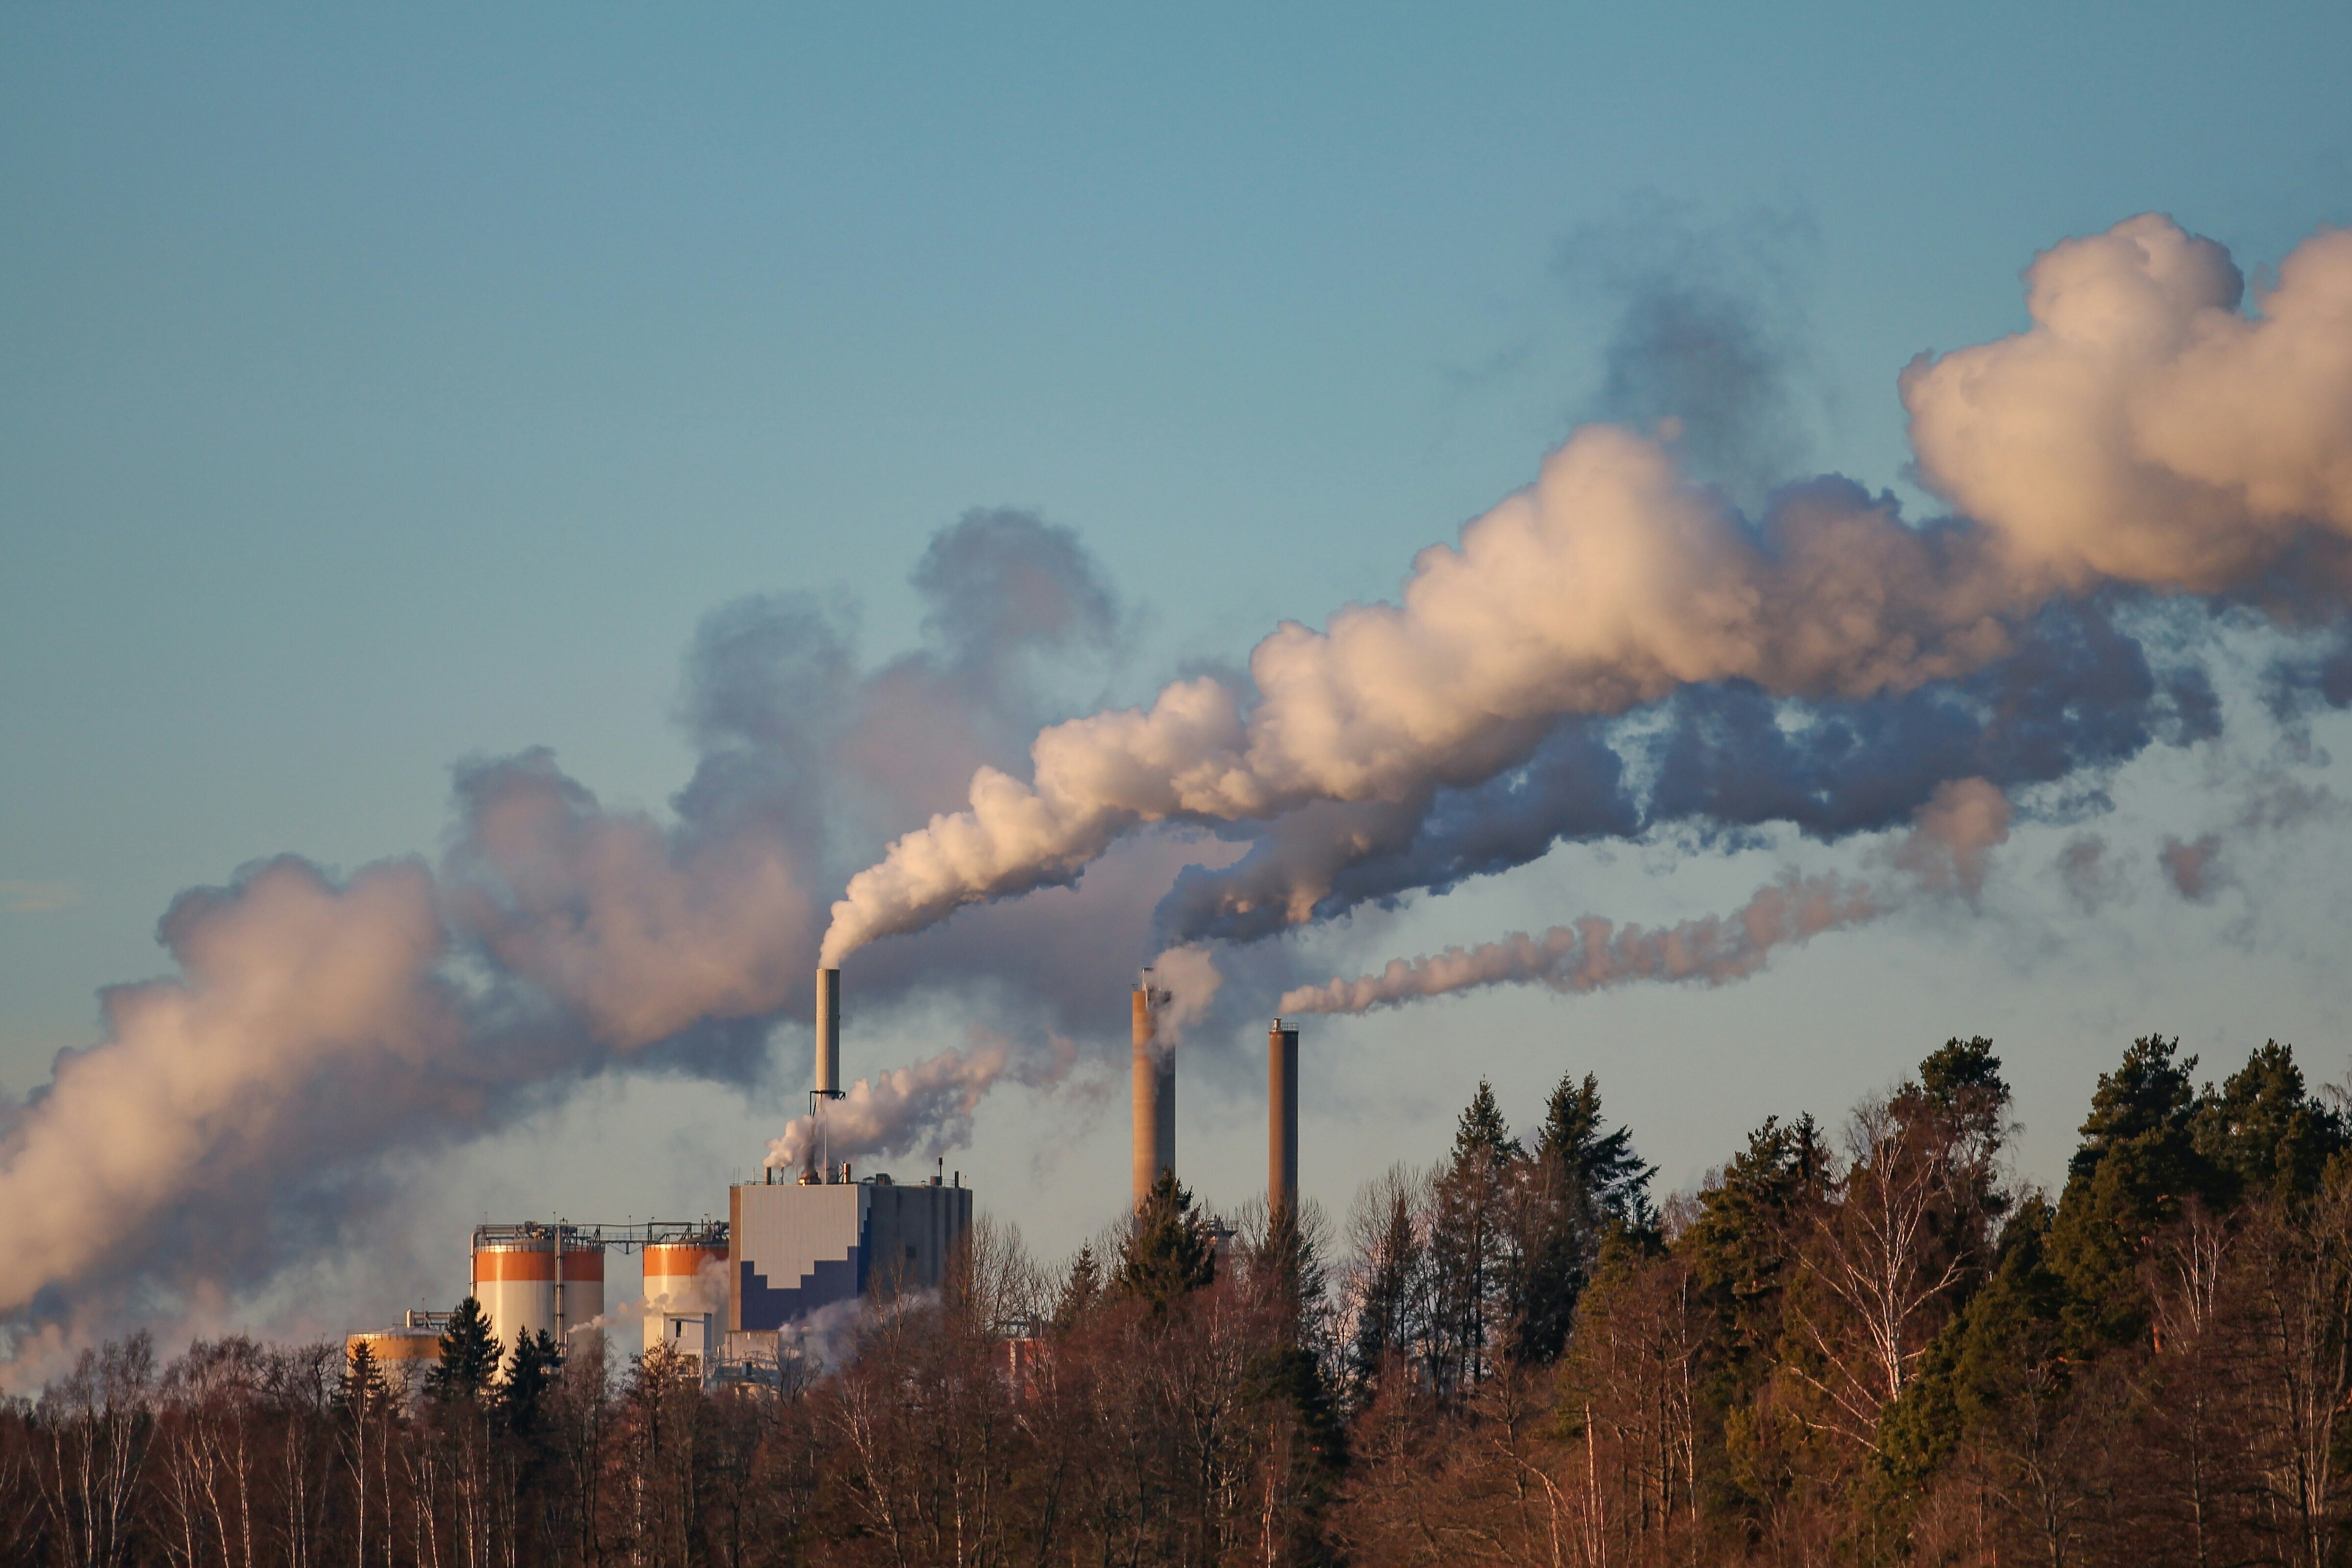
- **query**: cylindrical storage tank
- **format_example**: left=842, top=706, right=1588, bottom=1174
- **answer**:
left=347, top=1328, right=443, bottom=1387
left=561, top=1236, right=606, bottom=1356
left=473, top=1228, right=606, bottom=1363
left=642, top=1242, right=730, bottom=1358
left=473, top=1232, right=555, bottom=1357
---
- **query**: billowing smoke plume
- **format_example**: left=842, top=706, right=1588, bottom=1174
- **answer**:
left=0, top=510, right=1140, bottom=1357
left=1159, top=592, right=2209, bottom=944
left=0, top=860, right=469, bottom=1323
left=762, top=1025, right=1109, bottom=1174
left=1280, top=872, right=1880, bottom=1016
left=766, top=1042, right=1019, bottom=1174
left=826, top=217, right=2352, bottom=967
left=1280, top=777, right=2011, bottom=1015
left=1559, top=197, right=1822, bottom=503
left=9, top=215, right=2348, bottom=1362
left=762, top=939, right=1229, bottom=1171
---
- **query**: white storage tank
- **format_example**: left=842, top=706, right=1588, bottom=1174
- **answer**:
left=346, top=1310, right=450, bottom=1391
left=471, top=1224, right=605, bottom=1363
left=642, top=1235, right=729, bottom=1362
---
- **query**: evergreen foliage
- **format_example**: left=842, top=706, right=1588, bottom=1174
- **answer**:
left=1512, top=1071, right=1655, bottom=1365
left=426, top=1295, right=501, bottom=1408
left=1053, top=1241, right=1102, bottom=1332
left=1115, top=1169, right=1216, bottom=1307
left=500, top=1327, right=559, bottom=1438
left=10, top=1031, right=2352, bottom=1567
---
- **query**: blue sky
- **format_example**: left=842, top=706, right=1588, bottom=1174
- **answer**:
left=5, top=5, right=2352, bottom=1335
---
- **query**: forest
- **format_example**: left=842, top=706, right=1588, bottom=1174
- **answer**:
left=5, top=1030, right=2351, bottom=1567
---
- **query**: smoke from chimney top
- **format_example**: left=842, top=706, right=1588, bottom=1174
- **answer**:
left=6, top=217, right=2350, bottom=1368
left=822, top=217, right=2352, bottom=970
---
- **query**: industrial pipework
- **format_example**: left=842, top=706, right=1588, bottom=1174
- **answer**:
left=1131, top=974, right=1175, bottom=1208
left=1269, top=1018, right=1299, bottom=1216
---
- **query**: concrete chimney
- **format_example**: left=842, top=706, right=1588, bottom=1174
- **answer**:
left=815, top=967, right=841, bottom=1097
left=1131, top=978, right=1175, bottom=1208
left=1268, top=1019, right=1298, bottom=1216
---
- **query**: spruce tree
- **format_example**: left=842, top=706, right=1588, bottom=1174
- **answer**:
left=500, top=1327, right=558, bottom=1439
left=1454, top=1079, right=1523, bottom=1166
left=426, top=1295, right=501, bottom=1407
left=1430, top=1080, right=1521, bottom=1392
left=1538, top=1070, right=1656, bottom=1228
left=2046, top=1034, right=2209, bottom=1349
left=1510, top=1071, right=1655, bottom=1365
left=1348, top=1170, right=1423, bottom=1399
left=339, top=1336, right=390, bottom=1414
left=1115, top=1170, right=1216, bottom=1308
left=1054, top=1242, right=1103, bottom=1332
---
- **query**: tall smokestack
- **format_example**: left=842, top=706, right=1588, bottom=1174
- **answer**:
left=1268, top=1018, right=1298, bottom=1217
left=815, top=967, right=841, bottom=1096
left=1131, top=977, right=1174, bottom=1208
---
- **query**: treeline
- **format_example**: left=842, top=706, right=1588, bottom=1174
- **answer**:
left=2, top=1031, right=2350, bottom=1566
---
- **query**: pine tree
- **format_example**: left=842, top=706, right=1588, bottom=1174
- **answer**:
left=1429, top=1080, right=1522, bottom=1393
left=1678, top=1114, right=1829, bottom=1402
left=1510, top=1071, right=1656, bottom=1365
left=2192, top=1039, right=2346, bottom=1206
left=500, top=1327, right=558, bottom=1440
left=1115, top=1171, right=1216, bottom=1308
left=1054, top=1242, right=1103, bottom=1332
left=1348, top=1167, right=1424, bottom=1400
left=426, top=1295, right=502, bottom=1408
left=2065, top=1031, right=2199, bottom=1185
left=339, top=1336, right=390, bottom=1414
left=2046, top=1034, right=2209, bottom=1350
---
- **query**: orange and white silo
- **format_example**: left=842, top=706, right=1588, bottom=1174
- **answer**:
left=562, top=1234, right=606, bottom=1354
left=642, top=1239, right=729, bottom=1360
left=346, top=1325, right=442, bottom=1389
left=472, top=1226, right=606, bottom=1363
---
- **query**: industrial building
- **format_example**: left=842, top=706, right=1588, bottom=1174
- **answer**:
left=729, top=1167, right=973, bottom=1336
left=348, top=968, right=1303, bottom=1382
left=347, top=967, right=976, bottom=1380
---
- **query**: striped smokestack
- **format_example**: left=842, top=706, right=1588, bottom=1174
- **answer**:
left=1131, top=976, right=1174, bottom=1208
left=1268, top=1018, right=1298, bottom=1216
left=815, top=967, right=841, bottom=1096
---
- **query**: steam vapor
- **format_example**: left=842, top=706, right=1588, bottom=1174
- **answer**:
left=0, top=511, right=1139, bottom=1362
left=5, top=214, right=2350, bottom=1363
left=1278, top=873, right=1879, bottom=1016
left=764, top=942, right=1221, bottom=1170
left=1280, top=777, right=2010, bottom=1014
left=766, top=1038, right=1029, bottom=1174
left=824, top=217, right=2352, bottom=967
